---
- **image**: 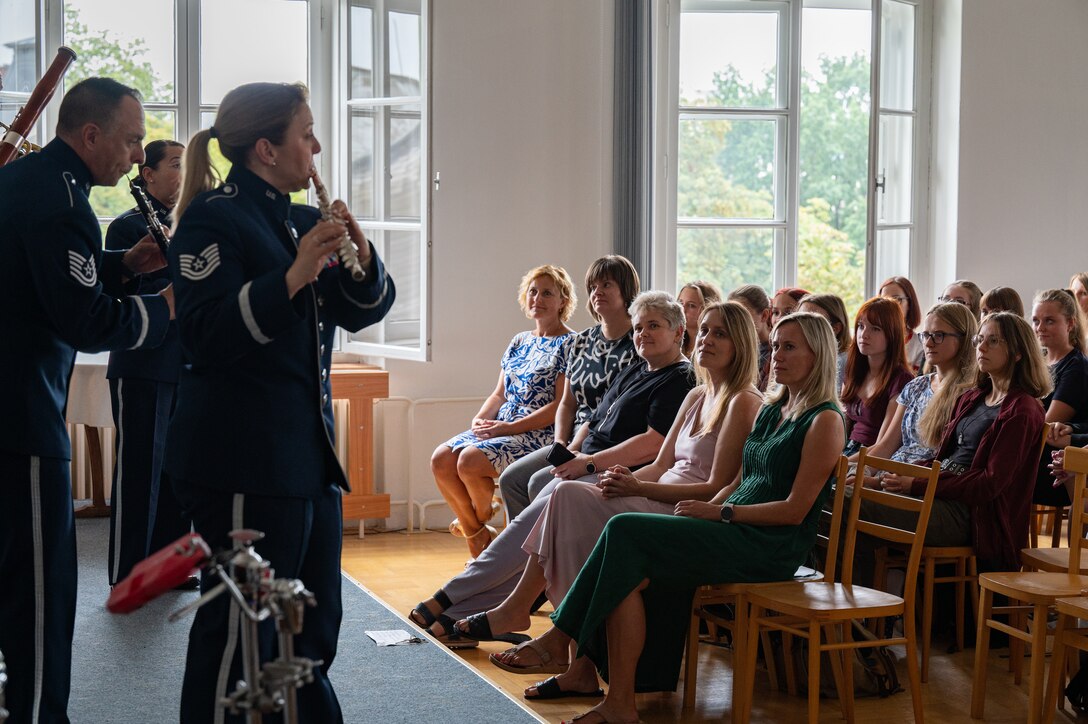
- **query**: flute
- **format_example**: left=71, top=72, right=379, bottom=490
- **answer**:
left=310, top=169, right=365, bottom=282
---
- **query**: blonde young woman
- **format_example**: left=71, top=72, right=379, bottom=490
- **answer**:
left=1030, top=288, right=1088, bottom=507
left=490, top=314, right=844, bottom=723
left=1070, top=273, right=1088, bottom=319
left=940, top=279, right=984, bottom=319
left=852, top=303, right=979, bottom=488
left=799, top=292, right=851, bottom=388
left=677, top=280, right=723, bottom=357
left=455, top=302, right=762, bottom=698
left=432, top=265, right=576, bottom=557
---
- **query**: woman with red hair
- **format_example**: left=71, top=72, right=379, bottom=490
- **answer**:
left=770, top=287, right=809, bottom=327
left=841, top=296, right=915, bottom=456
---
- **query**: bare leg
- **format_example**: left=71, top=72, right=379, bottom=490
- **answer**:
left=525, top=655, right=600, bottom=699
left=456, top=446, right=502, bottom=521
left=569, top=579, right=648, bottom=723
left=458, top=552, right=546, bottom=637
left=431, top=445, right=478, bottom=529
left=491, top=625, right=572, bottom=669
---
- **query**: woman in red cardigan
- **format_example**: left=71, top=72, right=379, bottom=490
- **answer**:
left=876, top=311, right=1050, bottom=571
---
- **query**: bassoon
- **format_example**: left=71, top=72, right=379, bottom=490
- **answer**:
left=0, top=46, right=78, bottom=168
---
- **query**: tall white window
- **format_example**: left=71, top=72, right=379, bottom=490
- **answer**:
left=340, top=0, right=429, bottom=360
left=0, top=0, right=40, bottom=135
left=663, top=0, right=926, bottom=315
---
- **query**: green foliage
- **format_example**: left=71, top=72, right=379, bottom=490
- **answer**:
left=677, top=53, right=872, bottom=318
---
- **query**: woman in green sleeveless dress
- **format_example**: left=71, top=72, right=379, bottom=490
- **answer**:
left=491, top=312, right=845, bottom=724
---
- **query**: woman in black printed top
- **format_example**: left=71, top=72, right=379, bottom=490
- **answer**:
left=499, top=256, right=641, bottom=519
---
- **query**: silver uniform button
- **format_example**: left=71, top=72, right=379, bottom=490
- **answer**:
left=321, top=368, right=328, bottom=382
left=320, top=345, right=326, bottom=356
left=317, top=295, right=325, bottom=307
left=322, top=393, right=329, bottom=405
left=318, top=322, right=325, bottom=333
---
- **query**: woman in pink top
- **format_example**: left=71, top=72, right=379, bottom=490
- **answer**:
left=454, top=301, right=763, bottom=699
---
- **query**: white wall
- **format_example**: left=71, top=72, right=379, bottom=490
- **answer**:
left=949, top=0, right=1088, bottom=305
left=384, top=0, right=614, bottom=400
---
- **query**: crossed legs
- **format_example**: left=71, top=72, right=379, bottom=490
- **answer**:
left=431, top=444, right=500, bottom=557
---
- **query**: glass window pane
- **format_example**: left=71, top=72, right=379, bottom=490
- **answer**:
left=64, top=0, right=176, bottom=103
left=88, top=111, right=176, bottom=219
left=874, top=227, right=911, bottom=285
left=877, top=113, right=913, bottom=225
left=678, top=117, right=777, bottom=221
left=387, top=9, right=421, bottom=97
left=677, top=227, right=774, bottom=294
left=200, top=0, right=307, bottom=105
left=349, top=229, right=420, bottom=348
left=798, top=6, right=871, bottom=318
left=679, top=11, right=779, bottom=108
left=389, top=105, right=420, bottom=219
left=0, top=0, right=36, bottom=93
left=880, top=0, right=915, bottom=112
left=350, top=4, right=374, bottom=99
left=349, top=109, right=375, bottom=218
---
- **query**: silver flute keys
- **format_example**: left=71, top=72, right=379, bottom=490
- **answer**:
left=310, top=169, right=366, bottom=282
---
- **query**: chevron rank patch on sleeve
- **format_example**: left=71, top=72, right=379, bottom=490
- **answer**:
left=67, top=250, right=97, bottom=287
left=179, top=243, right=222, bottom=281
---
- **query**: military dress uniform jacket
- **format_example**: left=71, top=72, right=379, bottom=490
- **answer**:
left=106, top=196, right=182, bottom=383
left=165, top=166, right=395, bottom=499
left=0, top=138, right=172, bottom=460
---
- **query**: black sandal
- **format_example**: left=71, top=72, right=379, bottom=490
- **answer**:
left=409, top=602, right=437, bottom=628
left=431, top=614, right=479, bottom=650
left=456, top=612, right=530, bottom=645
left=525, top=676, right=604, bottom=701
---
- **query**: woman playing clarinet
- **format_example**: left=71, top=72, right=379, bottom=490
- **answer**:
left=166, top=82, right=395, bottom=723
left=105, top=139, right=193, bottom=588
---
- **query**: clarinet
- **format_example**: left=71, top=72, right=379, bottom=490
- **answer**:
left=128, top=179, right=171, bottom=261
left=310, top=169, right=366, bottom=282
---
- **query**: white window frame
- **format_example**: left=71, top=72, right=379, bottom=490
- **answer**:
left=655, top=0, right=931, bottom=301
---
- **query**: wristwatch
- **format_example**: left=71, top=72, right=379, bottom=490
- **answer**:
left=719, top=504, right=734, bottom=523
left=585, top=457, right=597, bottom=474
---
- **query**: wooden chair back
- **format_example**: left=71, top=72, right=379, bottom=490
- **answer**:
left=1063, top=446, right=1088, bottom=572
left=814, top=455, right=850, bottom=581
left=840, top=448, right=941, bottom=615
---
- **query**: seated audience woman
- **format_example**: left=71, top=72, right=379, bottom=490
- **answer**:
left=488, top=313, right=844, bottom=722
left=454, top=302, right=762, bottom=685
left=1030, top=288, right=1088, bottom=508
left=499, top=256, right=640, bottom=520
left=877, top=312, right=1050, bottom=571
left=940, top=279, right=984, bottom=319
left=799, top=293, right=851, bottom=387
left=729, top=284, right=773, bottom=391
left=841, top=297, right=914, bottom=457
left=677, top=280, right=722, bottom=358
left=410, top=292, right=695, bottom=643
left=880, top=275, right=924, bottom=372
left=980, top=286, right=1025, bottom=318
left=432, top=265, right=576, bottom=557
left=853, top=303, right=978, bottom=488
left=770, top=286, right=809, bottom=327
left=1070, top=273, right=1088, bottom=320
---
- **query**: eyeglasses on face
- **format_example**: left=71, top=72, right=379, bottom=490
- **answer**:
left=885, top=295, right=908, bottom=304
left=938, top=295, right=970, bottom=306
left=972, top=334, right=1006, bottom=347
left=918, top=331, right=964, bottom=345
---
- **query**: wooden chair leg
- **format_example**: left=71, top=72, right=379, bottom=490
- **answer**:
left=954, top=556, right=966, bottom=652
left=903, top=605, right=925, bottom=724
left=1027, top=603, right=1050, bottom=724
left=823, top=624, right=849, bottom=722
left=839, top=621, right=856, bottom=723
left=683, top=611, right=699, bottom=709
left=807, top=620, right=821, bottom=724
left=1042, top=613, right=1072, bottom=724
left=922, top=554, right=936, bottom=683
left=761, top=627, right=779, bottom=691
left=731, top=595, right=749, bottom=724
left=968, top=557, right=980, bottom=632
left=972, top=587, right=995, bottom=719
left=1011, top=608, right=1025, bottom=683
left=743, top=607, right=765, bottom=724
left=783, top=631, right=798, bottom=697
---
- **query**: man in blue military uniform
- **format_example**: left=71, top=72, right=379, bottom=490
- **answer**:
left=0, top=78, right=173, bottom=723
left=104, top=139, right=194, bottom=587
left=166, top=82, right=395, bottom=723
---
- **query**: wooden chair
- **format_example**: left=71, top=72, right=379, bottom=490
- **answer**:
left=971, top=445, right=1088, bottom=724
left=1042, top=596, right=1088, bottom=724
left=872, top=544, right=979, bottom=682
left=681, top=456, right=849, bottom=721
left=1030, top=504, right=1066, bottom=548
left=739, top=449, right=940, bottom=724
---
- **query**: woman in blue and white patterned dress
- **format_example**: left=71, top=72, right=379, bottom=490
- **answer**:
left=432, top=265, right=576, bottom=557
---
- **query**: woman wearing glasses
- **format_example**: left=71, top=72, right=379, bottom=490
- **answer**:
left=880, top=276, right=925, bottom=373
left=851, top=303, right=978, bottom=490
left=939, top=279, right=984, bottom=319
left=1030, top=289, right=1088, bottom=509
left=878, top=312, right=1050, bottom=572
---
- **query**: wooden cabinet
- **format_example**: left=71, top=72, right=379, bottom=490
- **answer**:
left=330, top=364, right=390, bottom=522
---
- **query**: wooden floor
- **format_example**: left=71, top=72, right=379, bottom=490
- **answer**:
left=341, top=529, right=1078, bottom=723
